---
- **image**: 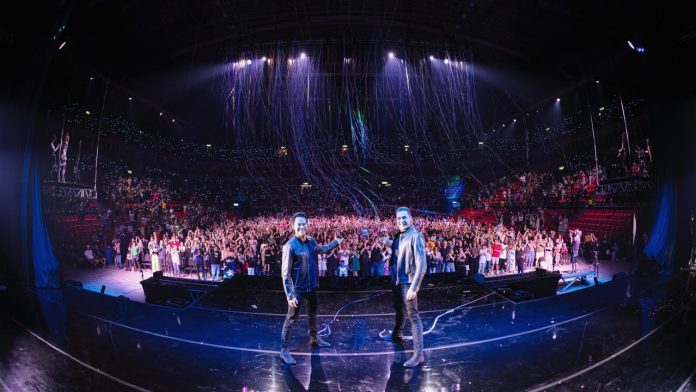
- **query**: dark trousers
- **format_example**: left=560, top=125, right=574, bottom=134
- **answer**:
left=281, top=289, right=318, bottom=349
left=196, top=264, right=206, bottom=280
left=391, top=283, right=424, bottom=355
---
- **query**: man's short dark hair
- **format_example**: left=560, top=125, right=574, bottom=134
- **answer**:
left=395, top=206, right=411, bottom=216
left=291, top=211, right=308, bottom=223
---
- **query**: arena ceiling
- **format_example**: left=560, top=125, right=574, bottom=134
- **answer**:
left=5, top=1, right=694, bottom=141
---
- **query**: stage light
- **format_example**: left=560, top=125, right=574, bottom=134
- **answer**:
left=636, top=47, right=645, bottom=53
left=556, top=98, right=561, bottom=102
left=444, top=59, right=449, bottom=64
left=127, top=170, right=133, bottom=175
left=558, top=166, right=565, bottom=171
left=85, top=110, right=91, bottom=115
left=429, top=55, right=435, bottom=61
left=595, top=80, right=600, bottom=84
left=478, top=141, right=484, bottom=145
left=233, top=203, right=239, bottom=207
left=287, top=58, right=293, bottom=65
left=89, top=77, right=94, bottom=80
left=404, top=145, right=410, bottom=151
left=128, top=97, right=133, bottom=101
left=159, top=112, right=163, bottom=116
left=261, top=56, right=267, bottom=61
left=513, top=118, right=517, bottom=122
left=627, top=40, right=635, bottom=50
left=58, top=41, right=66, bottom=50
left=599, top=107, right=605, bottom=111
left=545, top=127, right=551, bottom=131
left=246, top=59, right=251, bottom=65
left=388, top=51, right=395, bottom=59
left=300, top=52, right=306, bottom=59
left=171, top=119, right=175, bottom=123
left=206, top=144, right=212, bottom=148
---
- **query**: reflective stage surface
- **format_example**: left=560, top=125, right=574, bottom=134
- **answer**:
left=1, top=273, right=696, bottom=391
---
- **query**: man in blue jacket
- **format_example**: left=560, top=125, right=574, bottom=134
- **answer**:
left=381, top=206, right=427, bottom=367
left=280, top=212, right=343, bottom=365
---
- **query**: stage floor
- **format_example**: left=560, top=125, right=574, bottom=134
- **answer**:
left=1, top=270, right=696, bottom=391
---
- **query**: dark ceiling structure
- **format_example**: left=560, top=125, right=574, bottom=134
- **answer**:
left=4, top=1, right=695, bottom=141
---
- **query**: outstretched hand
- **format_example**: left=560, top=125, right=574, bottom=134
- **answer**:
left=406, top=289, right=417, bottom=301
left=288, top=298, right=298, bottom=308
left=335, top=237, right=344, bottom=245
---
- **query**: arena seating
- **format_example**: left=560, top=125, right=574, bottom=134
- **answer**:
left=567, top=209, right=636, bottom=239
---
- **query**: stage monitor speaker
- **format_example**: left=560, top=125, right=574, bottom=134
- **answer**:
left=473, top=273, right=486, bottom=284
left=65, top=280, right=83, bottom=289
left=153, top=271, right=164, bottom=279
left=535, top=268, right=547, bottom=275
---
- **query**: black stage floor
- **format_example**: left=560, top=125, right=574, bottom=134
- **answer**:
left=1, top=272, right=696, bottom=391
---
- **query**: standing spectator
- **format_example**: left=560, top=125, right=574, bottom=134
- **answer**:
left=211, top=245, right=222, bottom=281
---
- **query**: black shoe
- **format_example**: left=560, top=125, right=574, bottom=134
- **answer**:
left=381, top=333, right=404, bottom=343
left=310, top=336, right=331, bottom=347
left=279, top=349, right=296, bottom=365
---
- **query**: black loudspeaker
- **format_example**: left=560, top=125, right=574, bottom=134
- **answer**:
left=535, top=268, right=547, bottom=274
left=100, top=285, right=106, bottom=294
left=65, top=280, right=83, bottom=289
left=153, top=271, right=164, bottom=279
left=612, top=272, right=628, bottom=281
left=473, top=273, right=486, bottom=284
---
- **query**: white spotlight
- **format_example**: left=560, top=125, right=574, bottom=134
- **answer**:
left=128, top=97, right=133, bottom=101
left=556, top=98, right=561, bottom=102
left=300, top=52, right=306, bottom=59
left=627, top=40, right=635, bottom=50
left=246, top=59, right=251, bottom=65
left=513, top=118, right=517, bottom=122
left=261, top=56, right=267, bottom=61
left=159, top=112, right=163, bottom=116
left=429, top=55, right=435, bottom=61
left=171, top=119, right=175, bottom=123
left=444, top=59, right=449, bottom=64
left=388, top=52, right=395, bottom=59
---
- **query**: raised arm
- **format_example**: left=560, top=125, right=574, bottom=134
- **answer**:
left=314, top=238, right=342, bottom=254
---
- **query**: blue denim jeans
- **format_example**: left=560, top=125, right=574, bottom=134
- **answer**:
left=211, top=264, right=220, bottom=280
left=370, top=263, right=382, bottom=277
